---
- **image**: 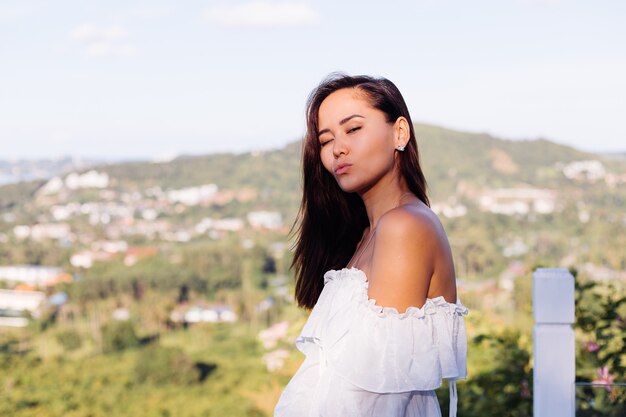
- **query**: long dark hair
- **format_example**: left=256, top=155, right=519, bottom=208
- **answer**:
left=291, top=73, right=430, bottom=309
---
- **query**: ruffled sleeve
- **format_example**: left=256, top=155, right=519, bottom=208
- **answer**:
left=328, top=295, right=468, bottom=393
left=297, top=268, right=469, bottom=393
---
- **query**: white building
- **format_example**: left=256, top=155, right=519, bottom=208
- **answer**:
left=0, top=265, right=63, bottom=286
left=65, top=170, right=109, bottom=189
left=176, top=305, right=238, bottom=324
left=167, top=184, right=218, bottom=206
left=195, top=217, right=244, bottom=234
left=247, top=211, right=283, bottom=230
left=0, top=289, right=46, bottom=312
left=71, top=250, right=117, bottom=268
left=92, top=240, right=128, bottom=253
left=13, top=225, right=31, bottom=240
left=39, top=176, right=64, bottom=195
left=14, top=223, right=71, bottom=241
left=431, top=201, right=468, bottom=218
left=479, top=188, right=557, bottom=215
left=184, top=307, right=219, bottom=323
left=562, top=160, right=606, bottom=181
left=50, top=203, right=81, bottom=221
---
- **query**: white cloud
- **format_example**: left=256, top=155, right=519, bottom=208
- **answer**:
left=70, top=24, right=136, bottom=58
left=71, top=24, right=128, bottom=43
left=85, top=42, right=136, bottom=58
left=203, top=1, right=318, bottom=28
left=127, top=5, right=174, bottom=19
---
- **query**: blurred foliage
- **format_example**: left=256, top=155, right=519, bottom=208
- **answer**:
left=133, top=344, right=201, bottom=385
left=55, top=329, right=82, bottom=351
left=437, top=330, right=532, bottom=417
left=101, top=321, right=140, bottom=353
left=0, top=318, right=286, bottom=417
left=0, top=179, right=45, bottom=211
left=1, top=271, right=625, bottom=416
left=575, top=274, right=626, bottom=416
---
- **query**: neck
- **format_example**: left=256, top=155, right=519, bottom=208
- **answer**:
left=359, top=172, right=410, bottom=230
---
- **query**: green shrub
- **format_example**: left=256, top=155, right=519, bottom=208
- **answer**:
left=101, top=320, right=139, bottom=353
left=55, top=329, right=83, bottom=351
left=453, top=330, right=532, bottom=417
left=134, top=345, right=200, bottom=385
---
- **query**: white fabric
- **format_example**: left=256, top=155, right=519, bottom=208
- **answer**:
left=275, top=268, right=469, bottom=417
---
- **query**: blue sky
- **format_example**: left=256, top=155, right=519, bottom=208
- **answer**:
left=0, top=0, right=624, bottom=159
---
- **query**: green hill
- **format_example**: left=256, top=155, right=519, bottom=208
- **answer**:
left=0, top=123, right=616, bottom=213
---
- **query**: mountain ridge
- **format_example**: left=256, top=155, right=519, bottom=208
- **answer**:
left=0, top=123, right=621, bottom=210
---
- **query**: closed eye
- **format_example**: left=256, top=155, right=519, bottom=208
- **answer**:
left=348, top=127, right=361, bottom=134
left=320, top=138, right=333, bottom=146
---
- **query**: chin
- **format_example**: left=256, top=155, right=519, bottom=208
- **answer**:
left=335, top=178, right=367, bottom=195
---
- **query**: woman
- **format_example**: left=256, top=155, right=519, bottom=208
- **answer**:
left=274, top=74, right=468, bottom=417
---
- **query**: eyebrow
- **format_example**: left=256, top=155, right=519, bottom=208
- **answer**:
left=318, top=114, right=364, bottom=137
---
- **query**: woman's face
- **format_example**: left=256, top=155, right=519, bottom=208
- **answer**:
left=317, top=88, right=404, bottom=194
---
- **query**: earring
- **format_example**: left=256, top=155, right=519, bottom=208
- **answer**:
left=396, top=145, right=405, bottom=152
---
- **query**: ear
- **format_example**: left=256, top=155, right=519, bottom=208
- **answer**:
left=393, top=116, right=410, bottom=149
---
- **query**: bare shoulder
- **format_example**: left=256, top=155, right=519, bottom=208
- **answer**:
left=376, top=202, right=442, bottom=244
left=368, top=202, right=454, bottom=311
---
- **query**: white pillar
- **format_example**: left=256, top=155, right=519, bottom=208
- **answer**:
left=533, top=268, right=575, bottom=417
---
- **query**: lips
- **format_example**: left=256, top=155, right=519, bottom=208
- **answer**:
left=334, top=163, right=352, bottom=175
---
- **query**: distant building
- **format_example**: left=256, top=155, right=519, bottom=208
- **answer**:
left=39, top=176, right=65, bottom=195
left=580, top=262, right=626, bottom=282
left=214, top=218, right=244, bottom=232
left=0, top=265, right=64, bottom=286
left=120, top=219, right=171, bottom=239
left=70, top=250, right=117, bottom=268
left=162, top=230, right=192, bottom=242
left=12, top=225, right=31, bottom=240
left=112, top=307, right=130, bottom=321
left=479, top=187, right=557, bottom=215
left=0, top=289, right=67, bottom=327
left=0, top=289, right=46, bottom=312
left=195, top=217, right=244, bottom=234
left=431, top=200, right=468, bottom=218
left=171, top=304, right=238, bottom=324
left=92, top=240, right=128, bottom=253
left=65, top=170, right=109, bottom=189
left=184, top=306, right=219, bottom=323
left=13, top=223, right=71, bottom=241
left=247, top=211, right=283, bottom=230
left=141, top=208, right=159, bottom=220
left=50, top=203, right=81, bottom=221
left=562, top=160, right=606, bottom=181
left=32, top=223, right=71, bottom=241
left=167, top=184, right=218, bottom=206
left=604, top=172, right=626, bottom=187
left=39, top=171, right=109, bottom=195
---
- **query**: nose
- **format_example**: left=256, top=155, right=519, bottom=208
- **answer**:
left=332, top=133, right=348, bottom=159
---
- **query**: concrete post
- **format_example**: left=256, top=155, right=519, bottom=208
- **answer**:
left=533, top=268, right=575, bottom=417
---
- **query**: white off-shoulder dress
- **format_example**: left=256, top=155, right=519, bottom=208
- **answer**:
left=274, top=268, right=468, bottom=417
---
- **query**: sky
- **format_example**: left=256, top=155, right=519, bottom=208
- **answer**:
left=0, top=0, right=625, bottom=160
